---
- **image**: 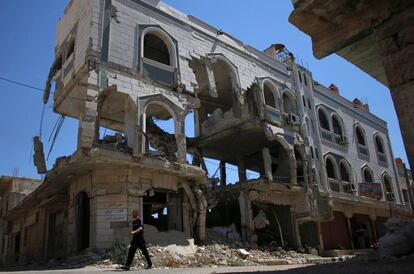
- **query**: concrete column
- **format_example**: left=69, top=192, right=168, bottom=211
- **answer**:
left=262, top=148, right=273, bottom=182
left=371, top=220, right=378, bottom=243
left=316, top=221, right=324, bottom=252
left=376, top=16, right=414, bottom=172
left=78, top=90, right=99, bottom=149
left=393, top=85, right=414, bottom=169
left=220, top=161, right=227, bottom=186
left=403, top=163, right=414, bottom=211
left=346, top=217, right=355, bottom=250
left=238, top=190, right=254, bottom=243
left=291, top=213, right=302, bottom=249
left=237, top=157, right=247, bottom=184
left=124, top=99, right=140, bottom=157
left=174, top=118, right=187, bottom=164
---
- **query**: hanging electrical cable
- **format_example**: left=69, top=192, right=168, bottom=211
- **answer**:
left=47, top=115, right=65, bottom=160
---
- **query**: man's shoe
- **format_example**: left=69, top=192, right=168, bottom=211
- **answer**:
left=121, top=266, right=130, bottom=271
left=146, top=263, right=152, bottom=269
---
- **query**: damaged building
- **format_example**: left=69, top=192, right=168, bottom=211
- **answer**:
left=0, top=0, right=413, bottom=266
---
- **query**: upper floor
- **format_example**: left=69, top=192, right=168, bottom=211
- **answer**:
left=312, top=84, right=403, bottom=204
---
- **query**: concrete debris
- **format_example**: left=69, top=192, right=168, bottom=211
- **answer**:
left=253, top=210, right=270, bottom=230
left=144, top=225, right=197, bottom=256
left=379, top=218, right=414, bottom=257
left=33, top=136, right=47, bottom=174
left=212, top=223, right=242, bottom=242
left=34, top=228, right=359, bottom=270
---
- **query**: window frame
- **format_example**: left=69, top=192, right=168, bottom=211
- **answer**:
left=139, top=26, right=179, bottom=86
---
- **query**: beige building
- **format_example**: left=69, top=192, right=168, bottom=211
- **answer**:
left=1, top=0, right=413, bottom=266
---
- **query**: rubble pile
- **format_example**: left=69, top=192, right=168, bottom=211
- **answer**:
left=379, top=218, right=414, bottom=257
left=44, top=229, right=315, bottom=270
left=106, top=228, right=313, bottom=269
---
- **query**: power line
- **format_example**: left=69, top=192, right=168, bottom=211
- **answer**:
left=0, top=76, right=46, bottom=93
left=0, top=75, right=84, bottom=102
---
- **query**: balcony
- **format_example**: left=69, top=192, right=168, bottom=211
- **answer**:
left=328, top=178, right=341, bottom=192
left=357, top=144, right=370, bottom=160
left=264, top=106, right=283, bottom=126
left=328, top=178, right=356, bottom=194
left=377, top=152, right=388, bottom=167
left=341, top=181, right=355, bottom=194
left=320, top=128, right=347, bottom=148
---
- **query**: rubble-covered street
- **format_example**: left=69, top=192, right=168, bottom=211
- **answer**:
left=1, top=0, right=414, bottom=273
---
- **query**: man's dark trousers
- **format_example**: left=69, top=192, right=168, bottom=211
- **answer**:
left=126, top=239, right=152, bottom=267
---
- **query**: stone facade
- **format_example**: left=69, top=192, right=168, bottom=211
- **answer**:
left=1, top=0, right=412, bottom=265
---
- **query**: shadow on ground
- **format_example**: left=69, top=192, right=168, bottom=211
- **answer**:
left=218, top=255, right=414, bottom=274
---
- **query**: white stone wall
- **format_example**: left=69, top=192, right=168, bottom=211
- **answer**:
left=313, top=85, right=402, bottom=204
left=108, top=0, right=293, bottom=93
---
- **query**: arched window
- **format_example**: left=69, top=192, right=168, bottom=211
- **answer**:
left=363, top=166, right=373, bottom=183
left=326, top=158, right=336, bottom=179
left=375, top=135, right=385, bottom=154
left=318, top=108, right=330, bottom=131
left=141, top=29, right=177, bottom=86
left=356, top=126, right=366, bottom=146
left=340, top=161, right=353, bottom=194
left=144, top=33, right=171, bottom=65
left=282, top=92, right=296, bottom=114
left=263, top=82, right=277, bottom=108
left=383, top=174, right=395, bottom=202
left=332, top=114, right=343, bottom=136
left=326, top=157, right=340, bottom=191
left=66, top=37, right=75, bottom=60
left=340, top=162, right=351, bottom=182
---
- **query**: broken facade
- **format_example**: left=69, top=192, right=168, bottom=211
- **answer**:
left=1, top=0, right=413, bottom=265
left=0, top=176, right=42, bottom=264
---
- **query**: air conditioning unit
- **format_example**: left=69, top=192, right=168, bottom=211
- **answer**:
left=286, top=113, right=300, bottom=125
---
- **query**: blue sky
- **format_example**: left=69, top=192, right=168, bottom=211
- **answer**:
left=0, top=0, right=408, bottom=180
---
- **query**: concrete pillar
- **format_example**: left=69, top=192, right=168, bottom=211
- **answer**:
left=238, top=190, right=254, bottom=243
left=124, top=99, right=140, bottom=157
left=346, top=217, right=355, bottom=250
left=220, top=161, right=227, bottom=186
left=262, top=147, right=273, bottom=182
left=376, top=13, right=414, bottom=172
left=78, top=89, right=99, bottom=149
left=174, top=118, right=187, bottom=164
left=291, top=213, right=302, bottom=249
left=316, top=221, right=324, bottom=252
left=403, top=163, right=414, bottom=211
left=237, top=157, right=247, bottom=184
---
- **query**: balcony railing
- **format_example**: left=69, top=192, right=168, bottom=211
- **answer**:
left=264, top=106, right=283, bottom=125
left=328, top=178, right=341, bottom=192
left=320, top=128, right=347, bottom=147
left=377, top=152, right=388, bottom=167
left=358, top=144, right=369, bottom=156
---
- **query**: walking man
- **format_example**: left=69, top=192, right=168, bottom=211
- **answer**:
left=122, top=210, right=152, bottom=270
